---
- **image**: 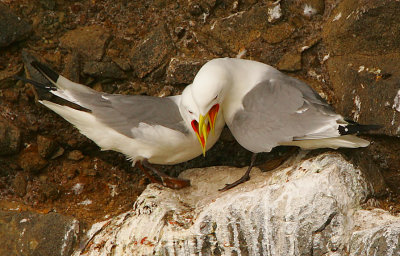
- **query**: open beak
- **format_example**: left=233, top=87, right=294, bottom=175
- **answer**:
left=195, top=104, right=220, bottom=156
left=207, top=104, right=219, bottom=135
left=191, top=119, right=210, bottom=156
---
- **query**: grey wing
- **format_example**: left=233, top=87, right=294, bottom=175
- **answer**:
left=66, top=91, right=188, bottom=138
left=230, top=76, right=342, bottom=153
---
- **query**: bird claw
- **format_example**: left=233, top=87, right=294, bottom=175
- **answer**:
left=218, top=175, right=250, bottom=192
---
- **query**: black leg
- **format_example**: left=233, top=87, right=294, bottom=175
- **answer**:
left=219, top=153, right=258, bottom=191
left=142, top=159, right=191, bottom=189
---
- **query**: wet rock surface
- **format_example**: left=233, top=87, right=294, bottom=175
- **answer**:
left=0, top=0, right=399, bottom=255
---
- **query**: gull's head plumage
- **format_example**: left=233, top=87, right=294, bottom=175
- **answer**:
left=180, top=84, right=209, bottom=155
left=190, top=59, right=231, bottom=149
left=191, top=59, right=231, bottom=117
left=179, top=84, right=199, bottom=125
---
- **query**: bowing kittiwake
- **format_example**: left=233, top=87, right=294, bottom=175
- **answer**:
left=17, top=61, right=225, bottom=189
left=189, top=58, right=380, bottom=191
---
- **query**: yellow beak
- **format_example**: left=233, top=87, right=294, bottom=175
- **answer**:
left=197, top=104, right=220, bottom=156
left=191, top=118, right=209, bottom=157
left=198, top=114, right=208, bottom=155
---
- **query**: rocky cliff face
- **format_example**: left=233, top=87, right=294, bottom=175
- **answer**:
left=0, top=0, right=399, bottom=255
left=72, top=152, right=400, bottom=256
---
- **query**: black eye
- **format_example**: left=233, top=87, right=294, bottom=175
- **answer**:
left=214, top=95, right=218, bottom=100
left=188, top=110, right=193, bottom=114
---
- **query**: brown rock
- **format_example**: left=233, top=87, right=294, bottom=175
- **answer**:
left=323, top=0, right=400, bottom=136
left=63, top=52, right=81, bottom=83
left=60, top=25, right=111, bottom=61
left=263, top=22, right=295, bottom=44
left=50, top=147, right=65, bottom=160
left=189, top=3, right=203, bottom=16
left=82, top=169, right=97, bottom=177
left=0, top=3, right=32, bottom=48
left=37, top=135, right=58, bottom=159
left=0, top=63, right=23, bottom=89
left=276, top=52, right=302, bottom=71
left=39, top=0, right=56, bottom=10
left=68, top=150, right=84, bottom=161
left=323, top=0, right=400, bottom=56
left=158, top=85, right=174, bottom=97
left=326, top=54, right=400, bottom=136
left=308, top=0, right=325, bottom=15
left=0, top=119, right=21, bottom=156
left=19, top=148, right=48, bottom=174
left=83, top=61, right=125, bottom=79
left=208, top=4, right=271, bottom=52
left=192, top=32, right=226, bottom=55
left=288, top=0, right=325, bottom=18
left=12, top=172, right=28, bottom=197
left=2, top=89, right=19, bottom=103
left=39, top=181, right=60, bottom=201
left=166, top=58, right=206, bottom=84
left=0, top=211, right=79, bottom=256
left=130, top=24, right=175, bottom=78
left=106, top=38, right=132, bottom=71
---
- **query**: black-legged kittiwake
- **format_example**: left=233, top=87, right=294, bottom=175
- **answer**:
left=189, top=58, right=380, bottom=191
left=17, top=61, right=225, bottom=189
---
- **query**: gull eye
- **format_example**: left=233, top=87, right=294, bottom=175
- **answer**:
left=214, top=95, right=218, bottom=100
left=188, top=110, right=193, bottom=114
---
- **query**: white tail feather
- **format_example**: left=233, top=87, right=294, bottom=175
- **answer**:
left=40, top=100, right=132, bottom=152
left=279, top=135, right=370, bottom=150
left=40, top=100, right=96, bottom=135
left=49, top=75, right=96, bottom=107
left=55, top=76, right=94, bottom=94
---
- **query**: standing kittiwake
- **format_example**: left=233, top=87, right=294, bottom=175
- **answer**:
left=189, top=58, right=380, bottom=191
left=17, top=61, right=225, bottom=189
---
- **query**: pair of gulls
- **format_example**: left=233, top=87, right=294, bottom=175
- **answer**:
left=21, top=58, right=375, bottom=191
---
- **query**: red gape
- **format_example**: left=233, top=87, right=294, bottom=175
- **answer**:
left=191, top=120, right=199, bottom=133
left=208, top=104, right=220, bottom=128
left=191, top=120, right=209, bottom=145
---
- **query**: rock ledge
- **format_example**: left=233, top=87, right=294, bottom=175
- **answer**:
left=73, top=152, right=400, bottom=256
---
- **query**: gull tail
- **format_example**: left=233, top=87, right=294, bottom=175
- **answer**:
left=16, top=61, right=97, bottom=108
left=280, top=135, right=370, bottom=150
left=338, top=122, right=382, bottom=135
left=30, top=61, right=95, bottom=95
left=280, top=121, right=381, bottom=150
left=13, top=75, right=55, bottom=93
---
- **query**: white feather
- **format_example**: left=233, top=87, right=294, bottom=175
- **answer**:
left=39, top=82, right=226, bottom=165
left=279, top=135, right=370, bottom=150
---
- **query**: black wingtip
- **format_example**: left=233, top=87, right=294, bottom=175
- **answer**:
left=338, top=123, right=383, bottom=135
left=31, top=61, right=59, bottom=83
left=13, top=75, right=55, bottom=91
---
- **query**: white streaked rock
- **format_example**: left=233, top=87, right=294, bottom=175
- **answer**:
left=73, top=152, right=398, bottom=256
left=349, top=209, right=400, bottom=255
